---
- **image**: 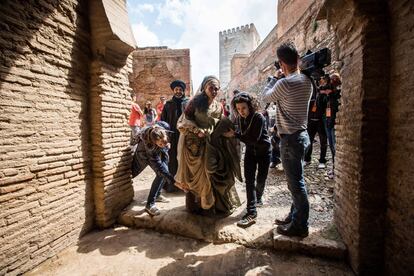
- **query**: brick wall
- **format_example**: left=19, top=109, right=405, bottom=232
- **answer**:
left=322, top=0, right=390, bottom=273
left=230, top=54, right=250, bottom=79
left=131, top=47, right=191, bottom=107
left=90, top=57, right=134, bottom=228
left=386, top=0, right=414, bottom=274
left=227, top=0, right=338, bottom=96
left=88, top=0, right=135, bottom=228
left=277, top=0, right=314, bottom=37
left=0, top=0, right=94, bottom=274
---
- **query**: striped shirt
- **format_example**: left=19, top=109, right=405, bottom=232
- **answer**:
left=260, top=72, right=312, bottom=134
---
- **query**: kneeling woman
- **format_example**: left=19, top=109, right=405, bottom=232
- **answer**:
left=228, top=92, right=271, bottom=227
left=175, top=75, right=242, bottom=215
left=131, top=121, right=179, bottom=216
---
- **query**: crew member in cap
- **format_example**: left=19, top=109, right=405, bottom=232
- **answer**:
left=160, top=79, right=189, bottom=192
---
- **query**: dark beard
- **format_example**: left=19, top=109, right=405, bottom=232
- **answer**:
left=174, top=92, right=184, bottom=98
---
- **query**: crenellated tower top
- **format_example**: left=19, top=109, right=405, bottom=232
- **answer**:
left=219, top=23, right=260, bottom=90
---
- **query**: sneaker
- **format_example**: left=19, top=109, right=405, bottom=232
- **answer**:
left=276, top=222, right=308, bottom=238
left=145, top=205, right=161, bottom=216
left=269, top=162, right=276, bottom=168
left=318, top=163, right=326, bottom=169
left=256, top=199, right=264, bottom=207
left=237, top=213, right=257, bottom=228
left=155, top=195, right=170, bottom=203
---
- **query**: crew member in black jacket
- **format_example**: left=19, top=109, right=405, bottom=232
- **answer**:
left=161, top=80, right=189, bottom=192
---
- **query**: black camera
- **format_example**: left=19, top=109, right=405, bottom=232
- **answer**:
left=274, top=60, right=281, bottom=70
left=300, top=48, right=331, bottom=79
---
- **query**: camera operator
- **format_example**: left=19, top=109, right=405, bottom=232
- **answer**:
left=304, top=75, right=329, bottom=169
left=260, top=42, right=312, bottom=238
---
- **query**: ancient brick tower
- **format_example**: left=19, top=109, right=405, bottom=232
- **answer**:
left=219, top=24, right=260, bottom=90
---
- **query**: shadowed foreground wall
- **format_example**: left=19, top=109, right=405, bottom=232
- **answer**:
left=0, top=1, right=94, bottom=274
left=0, top=0, right=136, bottom=274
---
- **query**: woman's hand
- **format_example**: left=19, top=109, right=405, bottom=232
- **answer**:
left=174, top=181, right=189, bottom=193
left=320, top=89, right=333, bottom=95
left=223, top=129, right=235, bottom=138
left=197, top=130, right=206, bottom=138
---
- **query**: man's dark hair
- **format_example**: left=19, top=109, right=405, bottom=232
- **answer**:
left=277, top=42, right=299, bottom=67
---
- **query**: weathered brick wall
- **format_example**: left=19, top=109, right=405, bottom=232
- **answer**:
left=386, top=0, right=414, bottom=274
left=227, top=0, right=338, bottom=96
left=323, top=0, right=390, bottom=273
left=90, top=57, right=134, bottom=228
left=230, top=54, right=249, bottom=80
left=131, top=47, right=191, bottom=107
left=277, top=0, right=314, bottom=37
left=0, top=0, right=94, bottom=274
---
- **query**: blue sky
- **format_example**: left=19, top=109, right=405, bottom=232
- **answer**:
left=127, top=0, right=277, bottom=88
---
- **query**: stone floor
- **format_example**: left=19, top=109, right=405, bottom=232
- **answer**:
left=26, top=143, right=352, bottom=275
left=119, top=142, right=344, bottom=259
left=27, top=227, right=353, bottom=276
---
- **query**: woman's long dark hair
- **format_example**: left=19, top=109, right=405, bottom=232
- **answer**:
left=184, top=91, right=209, bottom=120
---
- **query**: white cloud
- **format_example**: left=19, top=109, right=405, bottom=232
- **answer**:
left=139, top=3, right=155, bottom=12
left=155, top=0, right=186, bottom=26
left=131, top=23, right=160, bottom=47
left=129, top=3, right=155, bottom=16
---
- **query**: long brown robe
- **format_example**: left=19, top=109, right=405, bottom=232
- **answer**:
left=175, top=100, right=241, bottom=214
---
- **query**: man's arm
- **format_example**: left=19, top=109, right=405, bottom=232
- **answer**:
left=133, top=104, right=143, bottom=115
left=160, top=102, right=168, bottom=122
left=260, top=77, right=287, bottom=104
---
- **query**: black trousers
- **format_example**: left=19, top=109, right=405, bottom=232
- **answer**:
left=244, top=144, right=271, bottom=215
left=305, top=119, right=327, bottom=163
left=271, top=134, right=281, bottom=164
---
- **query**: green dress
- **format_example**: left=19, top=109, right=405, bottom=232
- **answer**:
left=176, top=99, right=241, bottom=215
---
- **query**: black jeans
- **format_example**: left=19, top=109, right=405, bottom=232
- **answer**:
left=305, top=119, right=327, bottom=163
left=244, top=144, right=271, bottom=215
left=271, top=134, right=281, bottom=164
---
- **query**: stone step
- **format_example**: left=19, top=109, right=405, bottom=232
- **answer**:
left=273, top=228, right=346, bottom=259
left=118, top=202, right=347, bottom=260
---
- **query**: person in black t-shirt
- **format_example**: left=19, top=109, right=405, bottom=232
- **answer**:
left=225, top=92, right=271, bottom=228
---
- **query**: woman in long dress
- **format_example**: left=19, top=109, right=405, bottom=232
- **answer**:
left=175, top=76, right=242, bottom=216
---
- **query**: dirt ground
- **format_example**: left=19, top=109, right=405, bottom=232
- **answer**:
left=26, top=227, right=352, bottom=276
left=127, top=141, right=337, bottom=242
left=26, top=143, right=347, bottom=276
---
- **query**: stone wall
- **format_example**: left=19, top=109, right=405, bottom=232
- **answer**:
left=230, top=54, right=249, bottom=79
left=227, top=0, right=338, bottom=96
left=89, top=0, right=135, bottom=229
left=0, top=0, right=136, bottom=274
left=0, top=0, right=94, bottom=274
left=131, top=47, right=191, bottom=107
left=219, top=24, right=261, bottom=89
left=277, top=0, right=314, bottom=37
left=89, top=58, right=134, bottom=228
left=321, top=0, right=390, bottom=273
left=386, top=0, right=414, bottom=274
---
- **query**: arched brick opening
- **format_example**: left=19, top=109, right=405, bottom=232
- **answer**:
left=319, top=0, right=414, bottom=274
left=89, top=0, right=136, bottom=228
